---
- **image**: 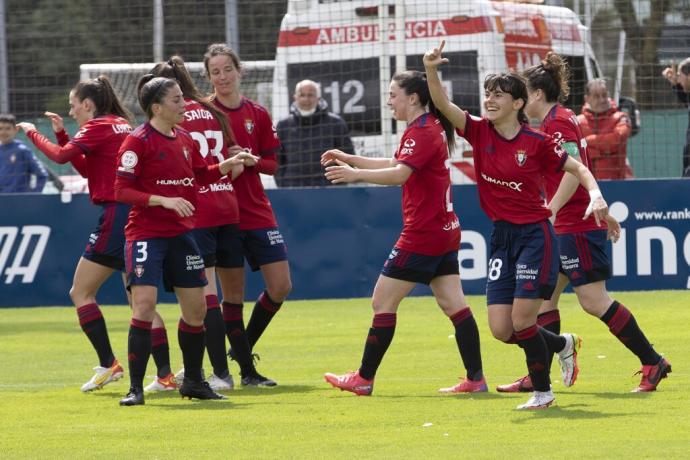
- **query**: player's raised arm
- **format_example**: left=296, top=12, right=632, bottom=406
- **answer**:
left=423, top=40, right=467, bottom=132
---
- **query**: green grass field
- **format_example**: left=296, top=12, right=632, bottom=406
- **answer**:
left=0, top=291, right=688, bottom=459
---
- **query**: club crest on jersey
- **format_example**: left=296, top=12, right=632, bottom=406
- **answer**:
left=245, top=119, right=254, bottom=134
left=134, top=265, right=145, bottom=278
left=183, top=147, right=190, bottom=160
left=515, top=149, right=527, bottom=166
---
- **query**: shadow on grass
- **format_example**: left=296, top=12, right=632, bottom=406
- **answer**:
left=572, top=391, right=654, bottom=399
left=371, top=392, right=507, bottom=400
left=510, top=403, right=631, bottom=422
left=155, top=399, right=244, bottom=411
left=88, top=389, right=249, bottom=410
left=228, top=384, right=319, bottom=396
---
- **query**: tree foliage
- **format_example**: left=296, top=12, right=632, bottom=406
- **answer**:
left=6, top=0, right=286, bottom=118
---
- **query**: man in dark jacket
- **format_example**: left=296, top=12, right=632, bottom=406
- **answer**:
left=276, top=80, right=354, bottom=187
left=662, top=58, right=690, bottom=177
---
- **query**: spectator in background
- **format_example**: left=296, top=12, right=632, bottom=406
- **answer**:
left=276, top=80, right=354, bottom=187
left=662, top=58, right=690, bottom=177
left=577, top=79, right=632, bottom=180
left=0, top=114, right=47, bottom=193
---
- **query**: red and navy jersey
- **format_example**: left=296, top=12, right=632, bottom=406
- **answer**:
left=394, top=113, right=460, bottom=255
left=69, top=115, right=132, bottom=203
left=213, top=97, right=281, bottom=230
left=180, top=98, right=239, bottom=228
left=115, top=123, right=217, bottom=240
left=540, top=105, right=601, bottom=234
left=459, top=114, right=567, bottom=224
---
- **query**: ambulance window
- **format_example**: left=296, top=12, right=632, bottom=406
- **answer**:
left=286, top=51, right=479, bottom=136
left=563, top=56, right=585, bottom=112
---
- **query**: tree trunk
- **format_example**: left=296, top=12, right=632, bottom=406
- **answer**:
left=613, top=0, right=673, bottom=108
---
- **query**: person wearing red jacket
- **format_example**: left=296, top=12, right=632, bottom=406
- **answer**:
left=577, top=79, right=632, bottom=180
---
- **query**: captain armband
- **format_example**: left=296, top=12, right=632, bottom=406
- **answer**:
left=562, top=142, right=580, bottom=158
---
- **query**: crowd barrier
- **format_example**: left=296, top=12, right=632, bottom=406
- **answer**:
left=1, top=180, right=689, bottom=307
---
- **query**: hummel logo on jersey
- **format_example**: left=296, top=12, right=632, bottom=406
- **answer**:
left=480, top=172, right=523, bottom=192
left=156, top=178, right=194, bottom=186
left=515, top=150, right=527, bottom=166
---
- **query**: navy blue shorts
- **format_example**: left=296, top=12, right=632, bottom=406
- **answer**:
left=557, top=229, right=611, bottom=287
left=381, top=247, right=459, bottom=285
left=83, top=202, right=130, bottom=271
left=192, top=224, right=244, bottom=269
left=241, top=227, right=288, bottom=272
left=486, top=220, right=559, bottom=305
left=125, top=232, right=207, bottom=292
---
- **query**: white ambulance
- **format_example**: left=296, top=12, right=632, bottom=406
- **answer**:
left=272, top=0, right=602, bottom=183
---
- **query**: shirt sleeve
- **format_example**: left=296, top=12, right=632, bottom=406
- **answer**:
left=26, top=129, right=83, bottom=164
left=114, top=135, right=150, bottom=207
left=395, top=127, right=436, bottom=171
left=539, top=134, right=569, bottom=173
left=549, top=117, right=580, bottom=145
left=55, top=129, right=70, bottom=146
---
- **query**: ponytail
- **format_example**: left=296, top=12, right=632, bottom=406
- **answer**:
left=72, top=75, right=133, bottom=123
left=523, top=52, right=570, bottom=104
left=150, top=55, right=235, bottom=145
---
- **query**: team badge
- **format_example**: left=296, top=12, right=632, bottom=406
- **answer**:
left=183, top=147, right=190, bottom=160
left=515, top=149, right=527, bottom=166
left=245, top=119, right=254, bottom=134
left=134, top=265, right=145, bottom=278
left=120, top=150, right=138, bottom=169
left=9, top=153, right=16, bottom=163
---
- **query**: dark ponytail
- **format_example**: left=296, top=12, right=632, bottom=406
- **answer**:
left=150, top=55, right=235, bottom=145
left=392, top=70, right=455, bottom=155
left=523, top=51, right=571, bottom=104
left=72, top=75, right=133, bottom=123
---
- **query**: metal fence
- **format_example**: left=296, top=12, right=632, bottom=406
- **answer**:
left=1, top=0, right=689, bottom=187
